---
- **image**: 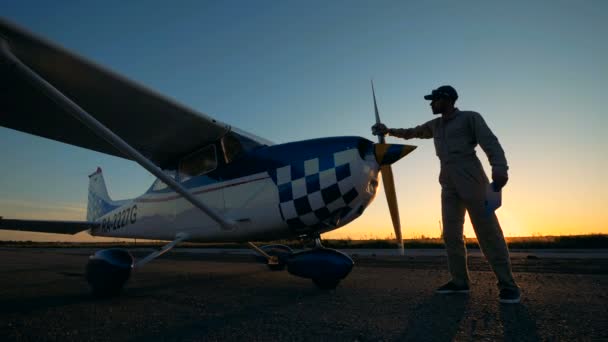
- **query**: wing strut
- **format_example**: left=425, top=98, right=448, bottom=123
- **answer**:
left=0, top=40, right=236, bottom=231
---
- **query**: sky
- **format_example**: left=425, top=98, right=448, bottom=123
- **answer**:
left=1, top=0, right=607, bottom=241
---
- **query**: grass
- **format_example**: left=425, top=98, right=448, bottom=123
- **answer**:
left=0, top=234, right=606, bottom=249
left=315, top=234, right=608, bottom=249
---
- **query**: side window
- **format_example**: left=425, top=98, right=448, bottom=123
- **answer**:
left=179, top=145, right=217, bottom=182
left=151, top=170, right=176, bottom=191
left=221, top=132, right=243, bottom=164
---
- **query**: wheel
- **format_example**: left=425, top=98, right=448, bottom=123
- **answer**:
left=86, top=259, right=130, bottom=297
left=312, top=278, right=340, bottom=290
left=85, top=249, right=133, bottom=297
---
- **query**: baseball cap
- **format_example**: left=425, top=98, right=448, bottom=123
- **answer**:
left=424, top=85, right=458, bottom=101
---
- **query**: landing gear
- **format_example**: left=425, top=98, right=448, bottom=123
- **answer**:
left=250, top=237, right=354, bottom=289
left=85, top=249, right=134, bottom=297
left=287, top=236, right=354, bottom=290
left=248, top=242, right=293, bottom=271
left=86, top=233, right=189, bottom=297
left=309, top=238, right=343, bottom=290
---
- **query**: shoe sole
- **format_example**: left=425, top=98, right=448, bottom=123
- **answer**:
left=435, top=289, right=470, bottom=294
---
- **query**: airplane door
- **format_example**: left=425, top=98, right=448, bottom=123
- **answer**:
left=173, top=145, right=225, bottom=232
left=148, top=171, right=178, bottom=224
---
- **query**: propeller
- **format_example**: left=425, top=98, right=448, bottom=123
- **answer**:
left=371, top=81, right=416, bottom=256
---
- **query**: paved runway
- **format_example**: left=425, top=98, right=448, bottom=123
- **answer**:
left=1, top=248, right=607, bottom=341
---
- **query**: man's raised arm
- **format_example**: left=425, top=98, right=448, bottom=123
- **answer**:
left=372, top=121, right=434, bottom=140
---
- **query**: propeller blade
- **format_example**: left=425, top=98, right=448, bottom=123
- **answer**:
left=371, top=80, right=385, bottom=144
left=370, top=80, right=405, bottom=255
left=380, top=165, right=404, bottom=255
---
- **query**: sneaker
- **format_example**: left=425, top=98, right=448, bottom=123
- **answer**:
left=435, top=281, right=470, bottom=294
left=499, top=288, right=521, bottom=304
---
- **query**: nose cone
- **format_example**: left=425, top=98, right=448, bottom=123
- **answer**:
left=374, top=143, right=417, bottom=165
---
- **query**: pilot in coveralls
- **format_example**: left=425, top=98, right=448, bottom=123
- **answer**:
left=372, top=85, right=521, bottom=303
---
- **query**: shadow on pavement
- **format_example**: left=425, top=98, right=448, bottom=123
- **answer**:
left=400, top=293, right=469, bottom=341
left=500, top=303, right=540, bottom=342
left=1, top=292, right=103, bottom=315
left=125, top=286, right=331, bottom=341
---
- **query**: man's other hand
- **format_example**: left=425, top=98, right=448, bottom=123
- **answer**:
left=492, top=172, right=508, bottom=191
left=372, top=123, right=388, bottom=136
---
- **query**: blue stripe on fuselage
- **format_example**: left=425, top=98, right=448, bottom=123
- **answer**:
left=145, top=136, right=374, bottom=194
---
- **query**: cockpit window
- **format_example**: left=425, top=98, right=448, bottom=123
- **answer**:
left=221, top=132, right=243, bottom=164
left=179, top=145, right=217, bottom=182
left=221, top=131, right=261, bottom=164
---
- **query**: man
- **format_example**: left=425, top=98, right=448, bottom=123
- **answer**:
left=372, top=85, right=521, bottom=304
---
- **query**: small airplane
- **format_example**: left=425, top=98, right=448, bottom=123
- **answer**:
left=0, top=18, right=416, bottom=296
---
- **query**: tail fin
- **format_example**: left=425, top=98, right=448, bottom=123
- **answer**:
left=87, top=167, right=120, bottom=221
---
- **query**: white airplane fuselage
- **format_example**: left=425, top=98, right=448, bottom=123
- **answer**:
left=90, top=136, right=381, bottom=242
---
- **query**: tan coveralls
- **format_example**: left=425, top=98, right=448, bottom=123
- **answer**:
left=391, top=109, right=518, bottom=290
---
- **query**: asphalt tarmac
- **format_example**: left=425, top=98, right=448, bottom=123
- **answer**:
left=1, top=248, right=607, bottom=341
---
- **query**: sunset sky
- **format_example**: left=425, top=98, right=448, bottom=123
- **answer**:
left=1, top=0, right=606, bottom=241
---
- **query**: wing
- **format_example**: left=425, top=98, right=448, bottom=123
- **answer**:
left=0, top=218, right=99, bottom=235
left=0, top=18, right=270, bottom=169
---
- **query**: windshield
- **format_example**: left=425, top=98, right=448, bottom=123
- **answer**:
left=221, top=131, right=261, bottom=163
left=178, top=145, right=217, bottom=182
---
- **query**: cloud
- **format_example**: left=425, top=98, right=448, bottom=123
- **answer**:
left=0, top=199, right=86, bottom=220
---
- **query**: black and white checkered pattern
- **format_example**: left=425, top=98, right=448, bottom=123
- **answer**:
left=272, top=150, right=360, bottom=231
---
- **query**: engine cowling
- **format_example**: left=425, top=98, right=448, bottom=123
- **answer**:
left=85, top=248, right=134, bottom=297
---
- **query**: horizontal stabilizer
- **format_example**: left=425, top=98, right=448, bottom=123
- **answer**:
left=0, top=218, right=99, bottom=235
